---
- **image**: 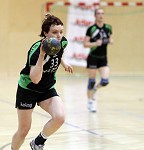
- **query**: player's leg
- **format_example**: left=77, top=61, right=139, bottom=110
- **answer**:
left=97, top=66, right=109, bottom=89
left=30, top=96, right=65, bottom=149
left=87, top=68, right=96, bottom=100
left=40, top=96, right=65, bottom=136
left=12, top=85, right=36, bottom=150
left=87, top=68, right=97, bottom=112
left=11, top=109, right=33, bottom=150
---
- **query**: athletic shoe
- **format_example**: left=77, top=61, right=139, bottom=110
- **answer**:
left=87, top=100, right=96, bottom=112
left=30, top=140, right=44, bottom=150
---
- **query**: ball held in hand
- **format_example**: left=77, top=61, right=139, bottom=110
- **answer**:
left=42, top=37, right=61, bottom=55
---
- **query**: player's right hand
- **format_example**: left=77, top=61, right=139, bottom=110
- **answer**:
left=96, top=39, right=103, bottom=46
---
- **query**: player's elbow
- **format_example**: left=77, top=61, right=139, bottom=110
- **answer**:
left=83, top=41, right=91, bottom=48
left=30, top=74, right=41, bottom=84
left=32, top=79, right=40, bottom=84
left=83, top=42, right=88, bottom=48
left=30, top=66, right=42, bottom=84
left=83, top=44, right=87, bottom=48
left=31, top=78, right=40, bottom=84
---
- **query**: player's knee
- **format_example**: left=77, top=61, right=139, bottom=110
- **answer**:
left=53, top=113, right=65, bottom=127
left=100, top=78, right=109, bottom=86
left=87, top=78, right=95, bottom=90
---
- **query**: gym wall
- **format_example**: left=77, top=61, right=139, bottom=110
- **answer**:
left=0, top=0, right=144, bottom=76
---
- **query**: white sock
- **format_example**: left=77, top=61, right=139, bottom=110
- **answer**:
left=41, top=132, right=48, bottom=140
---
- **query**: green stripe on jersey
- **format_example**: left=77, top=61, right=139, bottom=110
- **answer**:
left=90, top=46, right=97, bottom=53
left=90, top=26, right=97, bottom=35
left=18, top=74, right=32, bottom=90
left=29, top=41, right=41, bottom=65
left=105, top=24, right=112, bottom=33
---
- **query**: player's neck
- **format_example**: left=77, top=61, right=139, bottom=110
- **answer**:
left=96, top=21, right=104, bottom=28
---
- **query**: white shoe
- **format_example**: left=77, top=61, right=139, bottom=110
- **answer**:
left=87, top=100, right=96, bottom=112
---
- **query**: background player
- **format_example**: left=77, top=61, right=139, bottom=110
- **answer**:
left=11, top=14, right=73, bottom=150
left=83, top=8, right=113, bottom=112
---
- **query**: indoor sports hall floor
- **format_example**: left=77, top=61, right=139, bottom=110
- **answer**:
left=0, top=73, right=144, bottom=150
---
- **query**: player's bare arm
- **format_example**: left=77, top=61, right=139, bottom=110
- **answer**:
left=61, top=59, right=73, bottom=73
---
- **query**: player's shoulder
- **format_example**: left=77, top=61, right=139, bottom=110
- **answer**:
left=28, top=40, right=41, bottom=54
left=30, top=40, right=41, bottom=50
left=61, top=36, right=67, bottom=42
left=105, top=24, right=112, bottom=30
left=61, top=36, right=68, bottom=49
left=87, top=24, right=96, bottom=30
left=87, top=24, right=97, bottom=34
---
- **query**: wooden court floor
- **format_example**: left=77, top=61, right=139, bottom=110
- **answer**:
left=0, top=74, right=144, bottom=150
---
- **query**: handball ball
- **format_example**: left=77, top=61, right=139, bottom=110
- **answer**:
left=42, top=37, right=61, bottom=55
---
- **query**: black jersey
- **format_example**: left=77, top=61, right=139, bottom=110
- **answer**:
left=18, top=36, right=68, bottom=93
left=86, top=24, right=112, bottom=58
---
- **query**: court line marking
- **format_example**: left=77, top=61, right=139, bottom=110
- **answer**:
left=0, top=99, right=100, bottom=150
left=1, top=97, right=144, bottom=149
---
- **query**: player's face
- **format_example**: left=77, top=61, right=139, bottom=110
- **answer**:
left=45, top=25, right=64, bottom=41
left=95, top=9, right=104, bottom=22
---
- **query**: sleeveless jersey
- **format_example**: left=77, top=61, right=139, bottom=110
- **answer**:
left=18, top=36, right=68, bottom=93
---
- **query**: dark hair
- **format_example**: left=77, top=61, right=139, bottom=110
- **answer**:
left=40, top=14, right=63, bottom=37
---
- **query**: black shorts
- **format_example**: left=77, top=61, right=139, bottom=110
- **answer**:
left=15, top=85, right=59, bottom=109
left=87, top=55, right=108, bottom=69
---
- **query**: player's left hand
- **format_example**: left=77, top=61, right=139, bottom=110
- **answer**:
left=64, top=63, right=73, bottom=73
left=61, top=59, right=73, bottom=73
left=109, top=38, right=114, bottom=45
